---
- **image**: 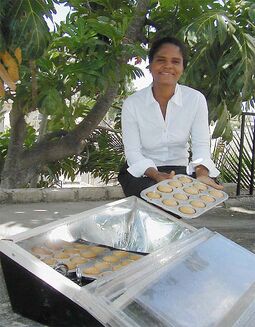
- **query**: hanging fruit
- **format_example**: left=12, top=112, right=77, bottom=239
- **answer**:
left=14, top=48, right=22, bottom=65
left=0, top=63, right=16, bottom=91
left=0, top=51, right=19, bottom=82
left=0, top=49, right=22, bottom=92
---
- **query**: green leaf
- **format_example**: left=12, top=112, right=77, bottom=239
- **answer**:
left=40, top=88, right=64, bottom=115
left=227, top=97, right=242, bottom=117
left=217, top=14, right=227, bottom=45
left=226, top=60, right=243, bottom=88
left=222, top=120, right=233, bottom=143
left=212, top=103, right=229, bottom=138
left=248, top=4, right=255, bottom=22
left=207, top=21, right=216, bottom=46
left=86, top=18, right=122, bottom=44
left=8, top=0, right=53, bottom=59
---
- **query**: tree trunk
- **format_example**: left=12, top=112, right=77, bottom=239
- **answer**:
left=0, top=102, right=39, bottom=188
left=0, top=0, right=150, bottom=188
left=29, top=113, right=48, bottom=188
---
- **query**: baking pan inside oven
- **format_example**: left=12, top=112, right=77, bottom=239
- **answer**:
left=13, top=197, right=195, bottom=285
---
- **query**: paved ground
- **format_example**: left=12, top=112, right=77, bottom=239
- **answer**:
left=0, top=200, right=110, bottom=240
left=0, top=196, right=255, bottom=326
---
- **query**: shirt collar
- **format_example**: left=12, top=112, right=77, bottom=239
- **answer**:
left=146, top=83, right=183, bottom=107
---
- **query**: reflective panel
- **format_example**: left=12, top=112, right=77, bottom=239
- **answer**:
left=16, top=197, right=194, bottom=253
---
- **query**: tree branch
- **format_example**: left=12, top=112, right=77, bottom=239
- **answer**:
left=29, top=59, right=37, bottom=113
left=22, top=0, right=150, bottom=168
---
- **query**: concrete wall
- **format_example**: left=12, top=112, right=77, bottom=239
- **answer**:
left=0, top=183, right=237, bottom=204
left=0, top=186, right=125, bottom=203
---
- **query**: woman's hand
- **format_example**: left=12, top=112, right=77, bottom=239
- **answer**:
left=145, top=167, right=175, bottom=182
left=154, top=171, right=176, bottom=182
left=196, top=175, right=224, bottom=190
left=195, top=165, right=224, bottom=190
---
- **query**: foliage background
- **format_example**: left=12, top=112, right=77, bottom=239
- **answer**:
left=0, top=0, right=254, bottom=188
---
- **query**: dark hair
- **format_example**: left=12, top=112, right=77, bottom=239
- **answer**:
left=148, top=36, right=188, bottom=68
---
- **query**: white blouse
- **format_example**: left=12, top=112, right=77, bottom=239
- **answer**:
left=121, top=84, right=219, bottom=178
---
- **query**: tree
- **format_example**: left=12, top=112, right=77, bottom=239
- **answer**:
left=0, top=0, right=149, bottom=188
left=0, top=0, right=254, bottom=188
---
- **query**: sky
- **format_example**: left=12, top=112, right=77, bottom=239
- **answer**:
left=132, top=59, right=152, bottom=90
left=47, top=3, right=71, bottom=28
left=48, top=3, right=150, bottom=90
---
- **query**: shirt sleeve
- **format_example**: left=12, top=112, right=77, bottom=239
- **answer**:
left=121, top=99, right=157, bottom=177
left=187, top=93, right=220, bottom=177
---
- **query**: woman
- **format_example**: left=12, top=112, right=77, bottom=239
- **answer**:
left=118, top=36, right=223, bottom=197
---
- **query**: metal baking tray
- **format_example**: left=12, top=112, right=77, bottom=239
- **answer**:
left=30, top=238, right=145, bottom=279
left=141, top=174, right=228, bottom=218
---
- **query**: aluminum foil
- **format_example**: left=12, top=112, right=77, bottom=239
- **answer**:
left=17, top=197, right=194, bottom=254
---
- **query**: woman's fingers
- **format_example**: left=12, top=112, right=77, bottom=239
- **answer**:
left=169, top=170, right=176, bottom=178
left=154, top=172, right=223, bottom=190
left=197, top=176, right=224, bottom=190
left=155, top=171, right=175, bottom=182
left=161, top=170, right=175, bottom=180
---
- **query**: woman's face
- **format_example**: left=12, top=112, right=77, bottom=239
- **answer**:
left=149, top=43, right=184, bottom=87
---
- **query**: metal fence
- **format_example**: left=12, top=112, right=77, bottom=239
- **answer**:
left=237, top=112, right=255, bottom=196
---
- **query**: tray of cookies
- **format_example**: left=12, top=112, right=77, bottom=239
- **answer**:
left=140, top=174, right=228, bottom=219
left=30, top=239, right=144, bottom=279
left=79, top=250, right=143, bottom=280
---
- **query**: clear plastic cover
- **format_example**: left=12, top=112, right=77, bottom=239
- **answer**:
left=83, top=229, right=255, bottom=327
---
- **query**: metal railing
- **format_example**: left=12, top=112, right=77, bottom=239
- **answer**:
left=236, top=112, right=255, bottom=196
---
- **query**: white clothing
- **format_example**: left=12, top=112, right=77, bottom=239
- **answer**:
left=121, top=84, right=219, bottom=178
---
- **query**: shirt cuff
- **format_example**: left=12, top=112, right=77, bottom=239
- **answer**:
left=187, top=158, right=220, bottom=178
left=127, top=159, right=157, bottom=177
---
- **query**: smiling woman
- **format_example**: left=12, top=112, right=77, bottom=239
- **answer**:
left=118, top=36, right=223, bottom=198
left=148, top=42, right=185, bottom=119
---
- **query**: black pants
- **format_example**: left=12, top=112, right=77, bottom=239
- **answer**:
left=118, top=162, right=187, bottom=197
